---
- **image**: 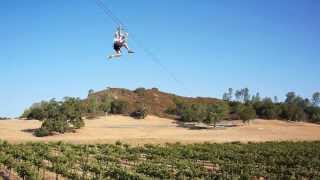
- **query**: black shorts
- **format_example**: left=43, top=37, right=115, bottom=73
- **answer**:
left=113, top=42, right=122, bottom=51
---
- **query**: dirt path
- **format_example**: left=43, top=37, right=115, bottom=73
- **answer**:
left=1, top=115, right=320, bottom=145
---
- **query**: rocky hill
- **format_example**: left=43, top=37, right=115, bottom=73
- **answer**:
left=88, top=87, right=222, bottom=117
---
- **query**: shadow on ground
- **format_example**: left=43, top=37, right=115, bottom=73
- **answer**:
left=173, top=121, right=238, bottom=130
left=21, top=128, right=37, bottom=134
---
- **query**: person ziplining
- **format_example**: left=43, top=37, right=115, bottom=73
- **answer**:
left=108, top=26, right=134, bottom=59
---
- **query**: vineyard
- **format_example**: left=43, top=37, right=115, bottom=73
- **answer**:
left=0, top=141, right=320, bottom=179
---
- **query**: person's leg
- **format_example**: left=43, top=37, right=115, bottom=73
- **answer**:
left=108, top=44, right=122, bottom=59
left=122, top=43, right=134, bottom=53
left=108, top=51, right=122, bottom=59
left=108, top=49, right=121, bottom=59
left=115, top=49, right=122, bottom=57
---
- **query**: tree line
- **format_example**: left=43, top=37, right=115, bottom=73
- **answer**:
left=166, top=88, right=320, bottom=126
left=21, top=88, right=320, bottom=136
left=223, top=88, right=320, bottom=123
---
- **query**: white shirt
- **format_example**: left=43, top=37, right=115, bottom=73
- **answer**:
left=114, top=32, right=128, bottom=43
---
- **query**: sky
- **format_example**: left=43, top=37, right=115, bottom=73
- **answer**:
left=0, top=0, right=319, bottom=117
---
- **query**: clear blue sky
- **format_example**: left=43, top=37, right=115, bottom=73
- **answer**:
left=1, top=0, right=319, bottom=117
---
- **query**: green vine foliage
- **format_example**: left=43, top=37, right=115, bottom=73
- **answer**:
left=0, top=140, right=320, bottom=179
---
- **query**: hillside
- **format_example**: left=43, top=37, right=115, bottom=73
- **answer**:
left=88, top=87, right=222, bottom=117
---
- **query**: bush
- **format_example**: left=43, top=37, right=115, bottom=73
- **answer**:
left=131, top=106, right=148, bottom=119
left=99, top=95, right=112, bottom=113
left=305, top=106, right=320, bottom=123
left=172, top=97, right=186, bottom=116
left=280, top=104, right=306, bottom=121
left=239, top=106, right=256, bottom=123
left=34, top=128, right=50, bottom=137
left=254, top=99, right=282, bottom=119
left=229, top=101, right=245, bottom=120
left=110, top=100, right=129, bottom=114
left=134, top=88, right=146, bottom=96
left=165, top=106, right=177, bottom=115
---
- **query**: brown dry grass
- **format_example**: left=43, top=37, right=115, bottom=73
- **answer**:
left=1, top=115, right=320, bottom=145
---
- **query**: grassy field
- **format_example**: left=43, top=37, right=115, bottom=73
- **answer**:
left=0, top=115, right=320, bottom=144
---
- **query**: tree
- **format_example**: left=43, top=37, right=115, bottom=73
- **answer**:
left=222, top=88, right=233, bottom=101
left=312, top=92, right=320, bottom=106
left=62, top=97, right=85, bottom=129
left=180, top=104, right=207, bottom=122
left=22, top=101, right=49, bottom=120
left=110, top=100, right=129, bottom=114
left=285, top=92, right=296, bottom=104
left=235, top=90, right=242, bottom=102
left=234, top=88, right=250, bottom=103
left=251, top=92, right=261, bottom=103
left=239, top=106, right=256, bottom=124
left=88, top=89, right=94, bottom=96
left=204, top=103, right=229, bottom=128
left=305, top=106, right=320, bottom=123
left=222, top=93, right=229, bottom=101
left=255, top=98, right=281, bottom=119
left=280, top=103, right=306, bottom=121
left=34, top=98, right=85, bottom=137
left=228, top=101, right=245, bottom=120
left=228, top=88, right=233, bottom=101
left=87, top=96, right=98, bottom=114
left=99, top=93, right=113, bottom=113
left=243, top=88, right=250, bottom=103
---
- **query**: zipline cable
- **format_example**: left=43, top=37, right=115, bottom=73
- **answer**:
left=95, top=0, right=124, bottom=27
left=94, top=0, right=193, bottom=95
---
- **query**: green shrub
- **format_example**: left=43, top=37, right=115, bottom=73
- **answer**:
left=165, top=106, right=177, bottom=115
left=305, top=106, right=320, bottom=123
left=239, top=106, right=256, bottom=123
left=34, top=128, right=50, bottom=137
left=180, top=104, right=207, bottom=122
left=16, top=161, right=37, bottom=179
left=254, top=99, right=282, bottom=119
left=229, top=101, right=245, bottom=120
left=99, top=95, right=112, bottom=113
left=115, top=140, right=122, bottom=146
left=131, top=106, right=148, bottom=119
left=134, top=87, right=146, bottom=96
left=280, top=104, right=306, bottom=121
left=204, top=103, right=229, bottom=127
left=136, top=162, right=172, bottom=179
left=110, top=100, right=129, bottom=114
